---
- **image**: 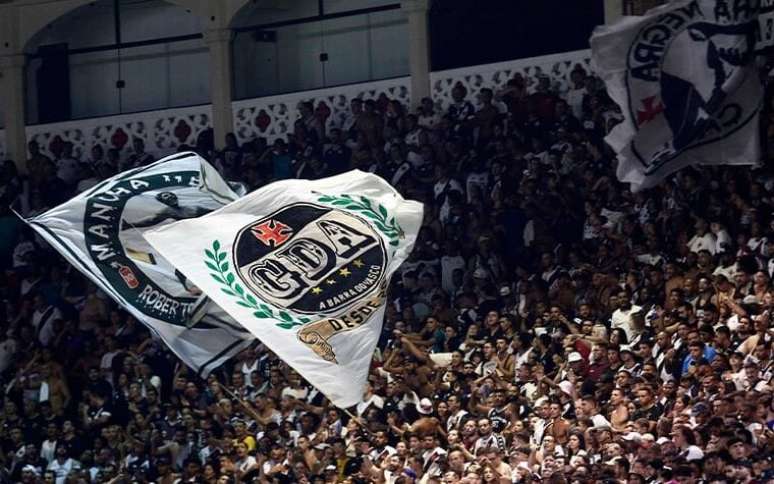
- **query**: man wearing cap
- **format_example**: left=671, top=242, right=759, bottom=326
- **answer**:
left=499, top=284, right=519, bottom=318
left=579, top=394, right=613, bottom=430
left=566, top=351, right=588, bottom=378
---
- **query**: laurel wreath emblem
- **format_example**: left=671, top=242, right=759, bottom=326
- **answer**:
left=203, top=196, right=399, bottom=329
left=314, top=193, right=403, bottom=246
left=204, top=240, right=309, bottom=330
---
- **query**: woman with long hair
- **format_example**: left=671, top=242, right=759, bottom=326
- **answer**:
left=565, top=431, right=586, bottom=460
left=480, top=464, right=509, bottom=484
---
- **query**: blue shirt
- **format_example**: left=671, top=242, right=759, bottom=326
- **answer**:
left=681, top=346, right=717, bottom=375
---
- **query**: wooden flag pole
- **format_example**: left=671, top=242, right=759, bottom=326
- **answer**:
left=219, top=382, right=373, bottom=437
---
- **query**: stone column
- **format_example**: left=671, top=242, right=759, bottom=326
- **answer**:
left=401, top=0, right=431, bottom=110
left=203, top=28, right=234, bottom=150
left=0, top=53, right=27, bottom=173
left=604, top=0, right=624, bottom=24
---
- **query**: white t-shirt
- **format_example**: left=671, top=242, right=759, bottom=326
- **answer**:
left=713, top=229, right=732, bottom=254
left=421, top=446, right=448, bottom=477
left=237, top=455, right=257, bottom=474
left=41, top=439, right=57, bottom=463
left=611, top=305, right=642, bottom=341
left=48, top=458, right=79, bottom=484
left=357, top=394, right=384, bottom=416
left=687, top=232, right=717, bottom=254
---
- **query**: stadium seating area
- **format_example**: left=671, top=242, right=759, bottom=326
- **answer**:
left=1, top=56, right=774, bottom=484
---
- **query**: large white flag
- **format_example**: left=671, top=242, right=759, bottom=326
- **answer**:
left=591, top=0, right=763, bottom=191
left=27, top=152, right=253, bottom=376
left=144, top=171, right=423, bottom=408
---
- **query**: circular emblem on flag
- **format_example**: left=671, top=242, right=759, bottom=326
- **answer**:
left=232, top=202, right=387, bottom=316
left=82, top=167, right=236, bottom=329
left=623, top=0, right=761, bottom=174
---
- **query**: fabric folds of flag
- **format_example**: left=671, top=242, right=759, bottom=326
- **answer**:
left=590, top=0, right=763, bottom=191
left=144, top=170, right=423, bottom=408
left=27, top=152, right=253, bottom=376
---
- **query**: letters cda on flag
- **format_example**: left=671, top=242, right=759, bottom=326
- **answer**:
left=590, top=0, right=763, bottom=192
left=144, top=171, right=423, bottom=408
left=27, top=152, right=253, bottom=376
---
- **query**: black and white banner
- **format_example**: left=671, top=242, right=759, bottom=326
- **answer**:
left=27, top=152, right=253, bottom=376
left=591, top=0, right=763, bottom=191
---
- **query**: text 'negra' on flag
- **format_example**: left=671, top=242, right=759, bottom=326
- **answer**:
left=590, top=0, right=764, bottom=191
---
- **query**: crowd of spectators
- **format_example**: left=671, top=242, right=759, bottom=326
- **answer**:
left=1, top=61, right=774, bottom=484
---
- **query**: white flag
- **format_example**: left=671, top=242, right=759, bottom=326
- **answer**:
left=27, top=152, right=253, bottom=376
left=144, top=171, right=423, bottom=408
left=591, top=0, right=763, bottom=191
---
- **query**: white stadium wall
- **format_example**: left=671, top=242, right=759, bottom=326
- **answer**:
left=24, top=0, right=209, bottom=122
left=21, top=0, right=408, bottom=122
left=233, top=8, right=409, bottom=99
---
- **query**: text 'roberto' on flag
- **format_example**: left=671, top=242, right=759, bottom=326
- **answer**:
left=27, top=152, right=254, bottom=376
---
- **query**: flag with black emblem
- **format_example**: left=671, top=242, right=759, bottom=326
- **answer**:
left=591, top=0, right=763, bottom=191
left=26, top=152, right=253, bottom=376
left=144, top=171, right=423, bottom=408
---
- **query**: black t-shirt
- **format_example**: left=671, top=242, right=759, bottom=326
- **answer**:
left=86, top=401, right=114, bottom=438
left=322, top=143, right=351, bottom=174
left=488, top=406, right=509, bottom=433
left=22, top=414, right=47, bottom=445
left=87, top=378, right=113, bottom=402
left=61, top=434, right=86, bottom=460
left=632, top=403, right=663, bottom=422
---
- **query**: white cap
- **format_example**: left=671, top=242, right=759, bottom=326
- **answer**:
left=417, top=397, right=433, bottom=415
left=622, top=432, right=642, bottom=443
left=150, top=375, right=162, bottom=390
left=685, top=446, right=704, bottom=461
left=473, top=268, right=489, bottom=279
left=558, top=380, right=574, bottom=395
left=567, top=352, right=583, bottom=363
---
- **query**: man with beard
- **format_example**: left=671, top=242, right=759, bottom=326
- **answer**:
left=473, top=418, right=506, bottom=455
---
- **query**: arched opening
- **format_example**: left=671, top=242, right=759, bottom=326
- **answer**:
left=230, top=0, right=408, bottom=99
left=24, top=0, right=209, bottom=123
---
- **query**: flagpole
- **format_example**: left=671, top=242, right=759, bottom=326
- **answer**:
left=343, top=409, right=374, bottom=437
left=218, top=383, right=263, bottom=423
left=219, top=383, right=374, bottom=437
